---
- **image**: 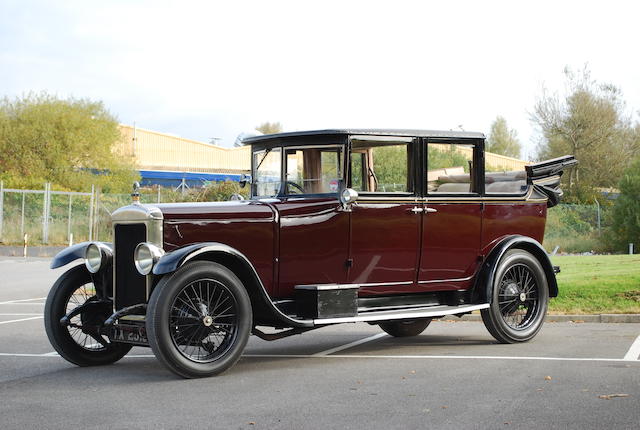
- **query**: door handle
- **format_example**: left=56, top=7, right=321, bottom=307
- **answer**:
left=425, top=207, right=437, bottom=213
left=410, top=207, right=423, bottom=213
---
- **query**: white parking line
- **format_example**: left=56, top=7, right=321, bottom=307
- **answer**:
left=623, top=334, right=640, bottom=361
left=0, top=297, right=46, bottom=305
left=0, top=352, right=637, bottom=363
left=0, top=313, right=43, bottom=316
left=312, top=333, right=388, bottom=356
left=0, top=316, right=44, bottom=325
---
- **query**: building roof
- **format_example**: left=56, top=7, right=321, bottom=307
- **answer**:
left=242, top=129, right=485, bottom=144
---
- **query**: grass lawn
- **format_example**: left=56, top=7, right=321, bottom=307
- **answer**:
left=549, top=254, right=640, bottom=314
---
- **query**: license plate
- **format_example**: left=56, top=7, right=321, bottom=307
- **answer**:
left=110, top=324, right=148, bottom=345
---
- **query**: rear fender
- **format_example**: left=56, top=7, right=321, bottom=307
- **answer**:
left=472, top=236, right=558, bottom=303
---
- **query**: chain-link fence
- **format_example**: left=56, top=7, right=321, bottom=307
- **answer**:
left=0, top=181, right=613, bottom=253
left=0, top=181, right=246, bottom=246
left=543, top=203, right=612, bottom=254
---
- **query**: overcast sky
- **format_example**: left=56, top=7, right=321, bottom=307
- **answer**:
left=1, top=0, right=639, bottom=159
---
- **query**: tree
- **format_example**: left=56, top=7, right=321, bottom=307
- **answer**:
left=610, top=158, right=640, bottom=251
left=531, top=66, right=639, bottom=202
left=486, top=116, right=521, bottom=158
left=255, top=121, right=283, bottom=135
left=0, top=92, right=138, bottom=192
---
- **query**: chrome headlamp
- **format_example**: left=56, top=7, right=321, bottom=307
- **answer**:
left=84, top=242, right=112, bottom=274
left=134, top=242, right=165, bottom=275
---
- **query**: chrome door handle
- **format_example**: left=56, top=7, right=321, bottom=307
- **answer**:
left=410, top=207, right=424, bottom=213
left=425, top=207, right=437, bottom=213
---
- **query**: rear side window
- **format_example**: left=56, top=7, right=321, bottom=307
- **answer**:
left=484, top=153, right=528, bottom=195
left=350, top=141, right=413, bottom=193
left=427, top=143, right=475, bottom=194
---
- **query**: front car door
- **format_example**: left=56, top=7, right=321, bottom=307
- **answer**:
left=347, top=135, right=422, bottom=296
left=269, top=139, right=350, bottom=298
left=419, top=137, right=483, bottom=293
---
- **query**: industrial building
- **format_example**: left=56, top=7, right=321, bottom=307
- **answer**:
left=115, top=124, right=530, bottom=188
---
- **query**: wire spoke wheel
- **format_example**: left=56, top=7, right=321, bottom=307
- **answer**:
left=65, top=283, right=110, bottom=351
left=147, top=261, right=252, bottom=378
left=44, top=265, right=132, bottom=367
left=497, top=264, right=541, bottom=330
left=481, top=249, right=549, bottom=344
left=169, top=279, right=239, bottom=363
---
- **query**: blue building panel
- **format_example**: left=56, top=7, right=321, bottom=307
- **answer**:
left=139, top=170, right=241, bottom=188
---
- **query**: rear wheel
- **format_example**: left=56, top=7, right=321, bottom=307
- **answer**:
left=379, top=319, right=432, bottom=337
left=481, top=249, right=549, bottom=343
left=146, top=261, right=252, bottom=378
left=44, top=265, right=132, bottom=366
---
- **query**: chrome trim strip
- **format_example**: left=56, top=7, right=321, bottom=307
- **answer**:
left=358, top=281, right=413, bottom=287
left=417, top=276, right=473, bottom=284
left=295, top=284, right=359, bottom=291
left=315, top=303, right=490, bottom=325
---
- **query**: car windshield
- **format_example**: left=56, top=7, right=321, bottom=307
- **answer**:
left=253, top=148, right=282, bottom=197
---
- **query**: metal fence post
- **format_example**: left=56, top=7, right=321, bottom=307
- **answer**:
left=0, top=180, right=4, bottom=243
left=594, top=199, right=601, bottom=232
left=88, top=185, right=95, bottom=241
left=67, top=193, right=73, bottom=244
left=20, top=192, right=25, bottom=238
left=43, top=182, right=51, bottom=244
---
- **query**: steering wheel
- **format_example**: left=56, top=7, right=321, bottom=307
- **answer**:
left=285, top=181, right=305, bottom=194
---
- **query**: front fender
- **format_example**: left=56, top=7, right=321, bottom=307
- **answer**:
left=153, top=242, right=314, bottom=328
left=50, top=242, right=113, bottom=269
left=472, top=235, right=558, bottom=303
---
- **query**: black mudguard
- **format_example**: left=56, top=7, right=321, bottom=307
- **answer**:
left=472, top=235, right=558, bottom=303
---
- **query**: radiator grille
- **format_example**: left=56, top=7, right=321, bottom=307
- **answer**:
left=114, top=223, right=147, bottom=310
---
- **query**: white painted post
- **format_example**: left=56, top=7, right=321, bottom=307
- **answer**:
left=23, top=233, right=28, bottom=258
left=69, top=233, right=73, bottom=247
left=630, top=243, right=634, bottom=255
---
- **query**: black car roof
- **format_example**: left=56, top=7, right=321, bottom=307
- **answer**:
left=242, top=129, right=485, bottom=144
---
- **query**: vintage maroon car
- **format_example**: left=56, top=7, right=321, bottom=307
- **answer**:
left=44, top=129, right=576, bottom=378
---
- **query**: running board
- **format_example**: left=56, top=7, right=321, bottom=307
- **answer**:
left=313, top=303, right=489, bottom=325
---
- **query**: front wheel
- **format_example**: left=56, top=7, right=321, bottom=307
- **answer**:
left=481, top=249, right=549, bottom=343
left=44, top=265, right=132, bottom=366
left=146, top=261, right=252, bottom=378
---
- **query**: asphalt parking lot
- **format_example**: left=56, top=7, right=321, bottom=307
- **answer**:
left=1, top=257, right=639, bottom=429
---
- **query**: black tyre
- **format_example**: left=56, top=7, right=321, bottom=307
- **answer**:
left=481, top=249, right=549, bottom=343
left=44, top=265, right=132, bottom=366
left=379, top=319, right=432, bottom=337
left=146, top=261, right=252, bottom=378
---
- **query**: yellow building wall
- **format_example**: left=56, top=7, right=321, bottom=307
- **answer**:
left=116, top=125, right=250, bottom=173
left=115, top=125, right=528, bottom=174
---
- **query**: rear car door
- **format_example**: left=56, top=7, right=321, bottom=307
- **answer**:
left=419, top=138, right=483, bottom=292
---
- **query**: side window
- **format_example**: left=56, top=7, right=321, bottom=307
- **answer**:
left=427, top=143, right=475, bottom=194
left=484, top=152, right=528, bottom=195
left=285, top=146, right=343, bottom=195
left=350, top=141, right=413, bottom=193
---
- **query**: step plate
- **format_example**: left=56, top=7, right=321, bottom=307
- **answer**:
left=314, top=303, right=489, bottom=325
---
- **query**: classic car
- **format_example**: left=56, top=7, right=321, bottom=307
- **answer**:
left=44, top=129, right=577, bottom=378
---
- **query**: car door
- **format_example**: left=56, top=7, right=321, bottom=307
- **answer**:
left=418, top=138, right=483, bottom=292
left=274, top=144, right=350, bottom=298
left=347, top=136, right=422, bottom=296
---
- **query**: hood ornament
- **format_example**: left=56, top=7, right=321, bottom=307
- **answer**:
left=132, top=181, right=141, bottom=204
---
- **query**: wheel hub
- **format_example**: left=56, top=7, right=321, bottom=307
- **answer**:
left=519, top=292, right=526, bottom=302
left=202, top=315, right=213, bottom=327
